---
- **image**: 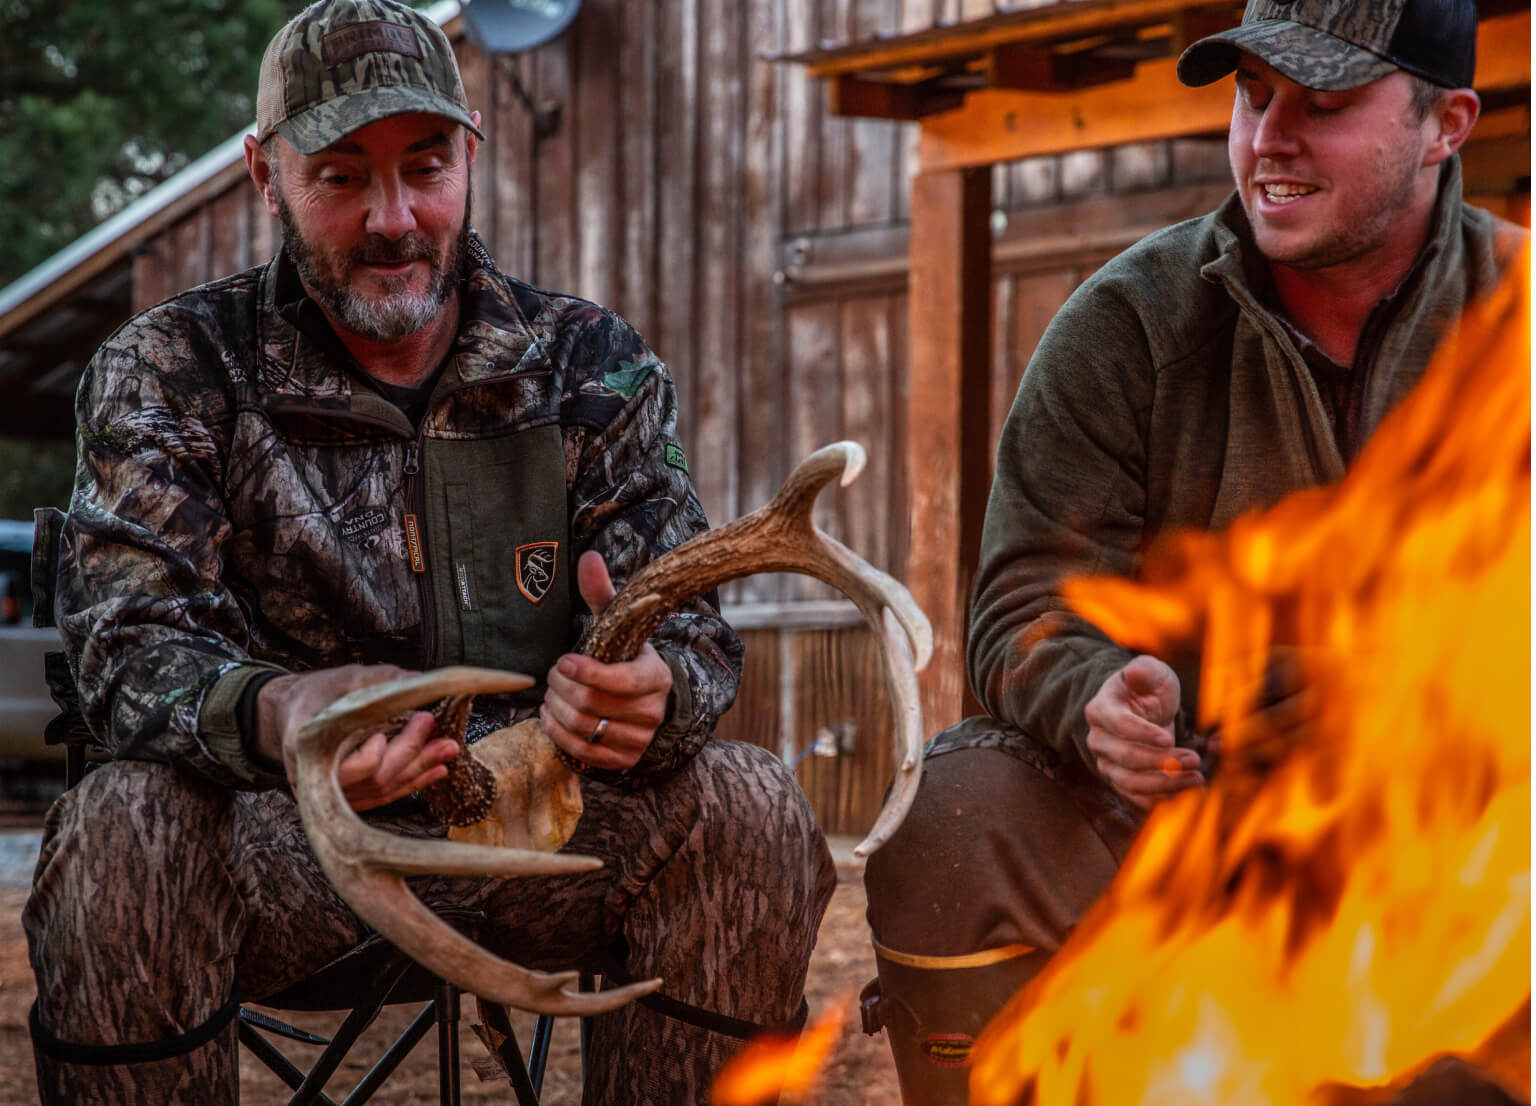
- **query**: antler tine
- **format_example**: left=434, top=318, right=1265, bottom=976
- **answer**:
left=295, top=665, right=661, bottom=1013
left=584, top=441, right=931, bottom=854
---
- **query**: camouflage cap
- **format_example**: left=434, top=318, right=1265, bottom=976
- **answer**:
left=256, top=0, right=485, bottom=155
left=1177, top=0, right=1477, bottom=92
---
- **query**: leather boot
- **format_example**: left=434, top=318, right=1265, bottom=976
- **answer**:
left=864, top=942, right=1047, bottom=1106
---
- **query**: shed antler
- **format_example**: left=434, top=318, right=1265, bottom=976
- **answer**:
left=583, top=440, right=931, bottom=856
left=293, top=667, right=660, bottom=1015
left=294, top=441, right=929, bottom=1014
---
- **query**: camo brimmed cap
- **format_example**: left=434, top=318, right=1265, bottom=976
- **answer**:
left=1177, top=0, right=1477, bottom=92
left=256, top=0, right=485, bottom=154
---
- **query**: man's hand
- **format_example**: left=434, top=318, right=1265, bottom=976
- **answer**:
left=256, top=664, right=460, bottom=812
left=1085, top=654, right=1204, bottom=810
left=541, top=551, right=673, bottom=771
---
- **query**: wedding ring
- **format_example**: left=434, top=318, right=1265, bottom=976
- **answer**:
left=587, top=717, right=610, bottom=744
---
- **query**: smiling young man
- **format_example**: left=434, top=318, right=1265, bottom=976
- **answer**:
left=24, top=2, right=835, bottom=1102
left=862, top=1, right=1524, bottom=1102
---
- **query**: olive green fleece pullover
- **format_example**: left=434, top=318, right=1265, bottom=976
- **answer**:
left=968, top=158, right=1524, bottom=772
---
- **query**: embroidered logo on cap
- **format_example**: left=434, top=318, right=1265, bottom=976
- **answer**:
left=515, top=541, right=559, bottom=605
left=322, top=21, right=424, bottom=66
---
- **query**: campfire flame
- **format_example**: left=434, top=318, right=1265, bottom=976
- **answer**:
left=969, top=255, right=1532, bottom=1106
left=711, top=994, right=852, bottom=1105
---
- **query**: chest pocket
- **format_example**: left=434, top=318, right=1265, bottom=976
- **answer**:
left=424, top=424, right=572, bottom=680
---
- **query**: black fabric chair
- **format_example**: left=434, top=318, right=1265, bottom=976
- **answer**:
left=29, top=506, right=574, bottom=1106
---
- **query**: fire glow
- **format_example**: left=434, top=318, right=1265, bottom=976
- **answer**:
left=968, top=254, right=1532, bottom=1106
left=711, top=995, right=852, bottom=1105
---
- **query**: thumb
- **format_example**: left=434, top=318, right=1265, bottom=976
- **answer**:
left=576, top=550, right=618, bottom=617
left=1121, top=654, right=1180, bottom=724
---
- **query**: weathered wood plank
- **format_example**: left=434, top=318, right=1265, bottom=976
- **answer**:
left=654, top=0, right=700, bottom=455
left=782, top=0, right=822, bottom=235
left=905, top=166, right=992, bottom=733
left=693, top=0, right=745, bottom=530
left=490, top=53, right=535, bottom=280
left=784, top=299, right=843, bottom=603
left=713, top=627, right=782, bottom=754
left=616, top=0, right=659, bottom=337
left=838, top=295, right=894, bottom=577
left=454, top=34, right=496, bottom=252
left=172, top=211, right=212, bottom=296
left=532, top=34, right=577, bottom=293
left=574, top=0, right=621, bottom=309
left=737, top=0, right=788, bottom=605
left=206, top=184, right=252, bottom=281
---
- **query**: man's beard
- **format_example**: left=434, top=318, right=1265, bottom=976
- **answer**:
left=276, top=187, right=473, bottom=342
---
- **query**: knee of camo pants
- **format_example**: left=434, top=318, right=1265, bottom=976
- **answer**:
left=625, top=738, right=836, bottom=1020
left=579, top=739, right=838, bottom=1105
left=24, top=761, right=243, bottom=1105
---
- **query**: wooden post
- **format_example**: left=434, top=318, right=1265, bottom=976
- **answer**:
left=905, top=165, right=993, bottom=736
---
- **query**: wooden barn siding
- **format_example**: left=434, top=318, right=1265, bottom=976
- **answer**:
left=122, top=1, right=1244, bottom=837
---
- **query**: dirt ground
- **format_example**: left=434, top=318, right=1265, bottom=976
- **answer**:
left=0, top=850, right=900, bottom=1105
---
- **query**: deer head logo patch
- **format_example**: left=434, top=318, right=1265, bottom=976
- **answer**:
left=515, top=542, right=559, bottom=605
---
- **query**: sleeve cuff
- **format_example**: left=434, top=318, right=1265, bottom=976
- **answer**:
left=199, top=662, right=289, bottom=789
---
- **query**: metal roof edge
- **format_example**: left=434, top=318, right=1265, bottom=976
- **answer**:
left=0, top=0, right=465, bottom=339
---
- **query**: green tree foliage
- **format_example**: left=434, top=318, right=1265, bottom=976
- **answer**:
left=0, top=437, right=75, bottom=518
left=0, top=0, right=313, bottom=288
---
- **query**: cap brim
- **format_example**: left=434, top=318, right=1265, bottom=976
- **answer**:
left=1176, top=20, right=1399, bottom=91
left=276, top=86, right=485, bottom=155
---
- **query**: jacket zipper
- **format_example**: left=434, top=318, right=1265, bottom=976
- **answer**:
left=403, top=433, right=437, bottom=669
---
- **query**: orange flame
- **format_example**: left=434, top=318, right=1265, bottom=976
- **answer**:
left=711, top=994, right=852, bottom=1105
left=970, top=253, right=1532, bottom=1106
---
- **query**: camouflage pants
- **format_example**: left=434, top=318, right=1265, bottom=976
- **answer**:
left=24, top=738, right=835, bottom=1105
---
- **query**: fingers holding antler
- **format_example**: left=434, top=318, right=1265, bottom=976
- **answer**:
left=293, top=665, right=661, bottom=1013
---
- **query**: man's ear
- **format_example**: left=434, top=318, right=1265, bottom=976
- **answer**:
left=1423, top=88, right=1481, bottom=168
left=244, top=134, right=281, bottom=217
left=465, top=110, right=482, bottom=166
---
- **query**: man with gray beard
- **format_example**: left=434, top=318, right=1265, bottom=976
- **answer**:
left=24, top=1, right=835, bottom=1103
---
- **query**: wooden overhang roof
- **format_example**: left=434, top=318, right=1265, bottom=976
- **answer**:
left=771, top=0, right=1531, bottom=174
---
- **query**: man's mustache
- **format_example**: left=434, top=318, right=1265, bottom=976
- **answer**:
left=349, top=235, right=438, bottom=266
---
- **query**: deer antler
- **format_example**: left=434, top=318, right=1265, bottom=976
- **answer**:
left=584, top=440, right=931, bottom=856
left=293, top=666, right=661, bottom=1015
left=294, top=441, right=929, bottom=1014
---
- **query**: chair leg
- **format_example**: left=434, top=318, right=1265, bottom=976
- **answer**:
left=435, top=981, right=461, bottom=1106
left=578, top=973, right=596, bottom=1087
left=479, top=1001, right=543, bottom=1106
left=528, top=1014, right=553, bottom=1094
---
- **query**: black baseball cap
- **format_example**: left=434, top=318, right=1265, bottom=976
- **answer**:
left=1177, top=0, right=1478, bottom=92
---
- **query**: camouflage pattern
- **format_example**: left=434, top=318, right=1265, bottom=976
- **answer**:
left=55, top=230, right=743, bottom=789
left=257, top=0, right=483, bottom=154
left=27, top=740, right=836, bottom=1104
left=1177, top=0, right=1442, bottom=91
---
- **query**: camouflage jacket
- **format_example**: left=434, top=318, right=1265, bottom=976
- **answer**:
left=56, top=232, right=743, bottom=790
left=967, top=158, right=1524, bottom=772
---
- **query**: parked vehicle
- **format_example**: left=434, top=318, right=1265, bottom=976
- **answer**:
left=0, top=519, right=66, bottom=780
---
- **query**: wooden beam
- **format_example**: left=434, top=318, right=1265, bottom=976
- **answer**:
left=918, top=10, right=1531, bottom=173
left=905, top=166, right=993, bottom=734
left=988, top=42, right=1137, bottom=92
left=830, top=73, right=965, bottom=120
left=919, top=55, right=1230, bottom=171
